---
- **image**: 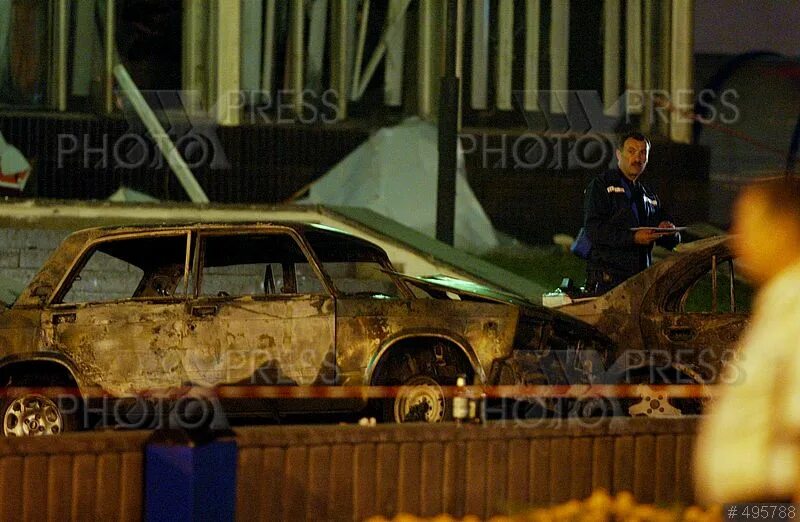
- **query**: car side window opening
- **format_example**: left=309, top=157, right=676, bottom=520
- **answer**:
left=198, top=233, right=327, bottom=297
left=303, top=229, right=403, bottom=298
left=680, top=256, right=754, bottom=314
left=59, top=234, right=192, bottom=304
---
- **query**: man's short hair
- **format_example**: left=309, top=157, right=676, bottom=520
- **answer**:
left=749, top=176, right=800, bottom=227
left=616, top=131, right=651, bottom=151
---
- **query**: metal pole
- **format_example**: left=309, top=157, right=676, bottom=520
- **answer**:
left=53, top=0, right=69, bottom=111
left=436, top=0, right=458, bottom=245
left=330, top=0, right=349, bottom=119
left=416, top=0, right=433, bottom=118
left=351, top=0, right=369, bottom=100
left=261, top=0, right=276, bottom=102
left=104, top=0, right=115, bottom=114
left=291, top=0, right=304, bottom=116
left=113, top=64, right=210, bottom=203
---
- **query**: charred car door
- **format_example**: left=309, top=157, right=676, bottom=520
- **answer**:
left=183, top=230, right=335, bottom=392
left=642, top=254, right=751, bottom=382
left=44, top=232, right=193, bottom=396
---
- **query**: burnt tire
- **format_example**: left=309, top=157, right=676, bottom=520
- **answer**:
left=388, top=374, right=450, bottom=423
left=1, top=391, right=77, bottom=437
left=375, top=343, right=473, bottom=423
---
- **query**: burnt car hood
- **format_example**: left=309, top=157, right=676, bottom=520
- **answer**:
left=387, top=271, right=535, bottom=307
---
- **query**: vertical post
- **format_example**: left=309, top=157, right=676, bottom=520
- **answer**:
left=641, top=0, right=654, bottom=131
left=261, top=0, right=276, bottom=101
left=625, top=0, right=642, bottom=114
left=549, top=0, right=569, bottom=114
left=470, top=0, right=488, bottom=110
left=70, top=0, right=94, bottom=99
left=240, top=0, right=264, bottom=96
left=103, top=0, right=116, bottom=114
left=436, top=0, right=458, bottom=245
left=329, top=0, right=350, bottom=120
left=215, top=0, right=241, bottom=125
left=602, top=0, right=620, bottom=116
left=291, top=0, right=304, bottom=117
left=417, top=0, right=435, bottom=119
left=52, top=0, right=69, bottom=111
left=496, top=0, right=513, bottom=111
left=524, top=0, right=540, bottom=112
left=670, top=0, right=693, bottom=143
left=182, top=0, right=207, bottom=113
left=384, top=0, right=407, bottom=106
left=306, top=0, right=328, bottom=94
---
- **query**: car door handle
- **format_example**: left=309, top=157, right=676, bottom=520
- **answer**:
left=665, top=326, right=695, bottom=342
left=190, top=305, right=218, bottom=317
left=52, top=312, right=76, bottom=324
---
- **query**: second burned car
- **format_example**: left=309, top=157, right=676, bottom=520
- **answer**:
left=0, top=222, right=678, bottom=436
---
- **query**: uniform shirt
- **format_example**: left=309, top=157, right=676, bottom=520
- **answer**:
left=695, top=259, right=800, bottom=502
left=583, top=169, right=680, bottom=279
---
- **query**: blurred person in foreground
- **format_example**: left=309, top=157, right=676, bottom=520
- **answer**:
left=695, top=177, right=800, bottom=503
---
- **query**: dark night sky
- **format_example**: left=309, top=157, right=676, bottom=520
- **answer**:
left=694, top=0, right=799, bottom=56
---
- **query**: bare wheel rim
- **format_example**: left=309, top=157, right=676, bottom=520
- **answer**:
left=626, top=385, right=682, bottom=417
left=3, top=394, right=64, bottom=436
left=394, top=376, right=446, bottom=423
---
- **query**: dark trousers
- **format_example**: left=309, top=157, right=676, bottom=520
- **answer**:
left=585, top=268, right=630, bottom=295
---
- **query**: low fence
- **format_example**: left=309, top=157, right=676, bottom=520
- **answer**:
left=0, top=417, right=698, bottom=521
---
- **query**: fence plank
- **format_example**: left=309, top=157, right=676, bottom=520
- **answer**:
left=549, top=437, right=572, bottom=503
left=420, top=442, right=445, bottom=517
left=119, top=451, right=142, bottom=522
left=0, top=456, right=23, bottom=521
left=569, top=437, right=593, bottom=501
left=591, top=437, right=614, bottom=493
left=353, top=443, right=377, bottom=521
left=375, top=443, right=400, bottom=517
left=529, top=438, right=551, bottom=505
left=23, top=455, right=48, bottom=522
left=465, top=439, right=489, bottom=517
left=306, top=446, right=332, bottom=522
left=236, top=448, right=264, bottom=521
left=46, top=455, right=72, bottom=522
left=507, top=439, right=530, bottom=511
left=654, top=434, right=677, bottom=503
left=95, top=453, right=121, bottom=521
left=612, top=436, right=635, bottom=494
left=397, top=442, right=422, bottom=515
left=633, top=434, right=656, bottom=503
left=70, top=454, right=96, bottom=521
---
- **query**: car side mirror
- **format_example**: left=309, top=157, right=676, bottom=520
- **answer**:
left=32, top=285, right=53, bottom=301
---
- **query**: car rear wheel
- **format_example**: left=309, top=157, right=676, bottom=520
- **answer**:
left=1, top=392, right=76, bottom=437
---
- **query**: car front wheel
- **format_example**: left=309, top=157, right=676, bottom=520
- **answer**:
left=1, top=392, right=75, bottom=437
left=392, top=375, right=448, bottom=423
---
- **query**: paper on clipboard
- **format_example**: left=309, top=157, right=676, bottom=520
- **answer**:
left=630, top=226, right=686, bottom=233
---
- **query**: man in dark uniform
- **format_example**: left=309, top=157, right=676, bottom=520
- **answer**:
left=583, top=132, right=681, bottom=293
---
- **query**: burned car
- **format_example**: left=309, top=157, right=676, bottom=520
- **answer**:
left=0, top=222, right=669, bottom=436
left=546, top=236, right=752, bottom=413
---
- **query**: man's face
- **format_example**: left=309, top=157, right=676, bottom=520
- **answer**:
left=616, top=138, right=649, bottom=181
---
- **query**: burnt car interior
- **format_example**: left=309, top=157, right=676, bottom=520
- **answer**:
left=197, top=232, right=327, bottom=297
left=664, top=255, right=754, bottom=314
left=303, top=229, right=405, bottom=298
left=57, top=233, right=192, bottom=304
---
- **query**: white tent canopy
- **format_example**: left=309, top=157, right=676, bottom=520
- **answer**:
left=301, top=118, right=499, bottom=253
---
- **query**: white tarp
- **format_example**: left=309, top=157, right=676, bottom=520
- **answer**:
left=301, top=117, right=499, bottom=253
left=0, top=132, right=31, bottom=191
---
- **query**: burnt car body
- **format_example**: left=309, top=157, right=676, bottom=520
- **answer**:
left=0, top=222, right=668, bottom=436
left=551, top=236, right=751, bottom=391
